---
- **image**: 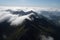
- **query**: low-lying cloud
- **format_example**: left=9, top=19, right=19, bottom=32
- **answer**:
left=0, top=6, right=60, bottom=26
left=0, top=9, right=34, bottom=26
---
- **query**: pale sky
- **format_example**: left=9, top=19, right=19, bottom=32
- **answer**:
left=0, top=0, right=60, bottom=8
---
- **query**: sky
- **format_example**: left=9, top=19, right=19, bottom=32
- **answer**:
left=0, top=0, right=60, bottom=8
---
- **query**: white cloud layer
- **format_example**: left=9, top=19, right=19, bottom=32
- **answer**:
left=0, top=7, right=34, bottom=26
left=0, top=6, right=60, bottom=26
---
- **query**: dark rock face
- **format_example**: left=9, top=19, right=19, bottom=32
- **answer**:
left=18, top=19, right=40, bottom=40
left=0, top=21, right=16, bottom=40
left=6, top=17, right=57, bottom=40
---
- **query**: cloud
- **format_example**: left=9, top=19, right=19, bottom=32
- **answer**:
left=9, top=13, right=34, bottom=26
left=0, top=11, right=11, bottom=23
left=0, top=8, right=34, bottom=26
left=0, top=6, right=60, bottom=26
left=40, top=35, right=54, bottom=40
